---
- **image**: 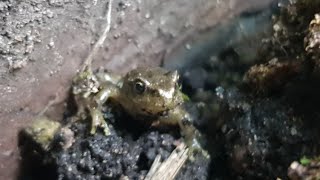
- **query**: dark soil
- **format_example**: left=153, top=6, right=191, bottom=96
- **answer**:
left=19, top=105, right=210, bottom=180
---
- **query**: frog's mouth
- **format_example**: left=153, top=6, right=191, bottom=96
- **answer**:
left=135, top=110, right=177, bottom=127
left=139, top=107, right=169, bottom=117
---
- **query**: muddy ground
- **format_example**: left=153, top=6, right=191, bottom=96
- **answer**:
left=0, top=0, right=274, bottom=179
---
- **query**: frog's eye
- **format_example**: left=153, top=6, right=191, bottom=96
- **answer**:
left=134, top=79, right=146, bottom=94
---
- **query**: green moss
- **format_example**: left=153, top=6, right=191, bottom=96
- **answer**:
left=180, top=91, right=190, bottom=101
left=24, top=117, right=61, bottom=151
left=300, top=156, right=311, bottom=166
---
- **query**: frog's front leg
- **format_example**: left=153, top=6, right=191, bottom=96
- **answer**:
left=89, top=108, right=110, bottom=135
left=158, top=107, right=209, bottom=158
left=88, top=82, right=120, bottom=135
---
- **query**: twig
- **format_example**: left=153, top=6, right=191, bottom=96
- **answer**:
left=37, top=87, right=63, bottom=117
left=37, top=0, right=113, bottom=116
left=144, top=155, right=162, bottom=179
left=145, top=143, right=189, bottom=180
left=81, top=0, right=113, bottom=72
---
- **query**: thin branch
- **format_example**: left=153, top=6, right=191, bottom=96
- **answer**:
left=81, top=0, right=113, bottom=72
left=38, top=0, right=113, bottom=116
left=37, top=87, right=64, bottom=117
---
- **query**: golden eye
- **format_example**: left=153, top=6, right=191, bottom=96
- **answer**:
left=134, top=79, right=146, bottom=94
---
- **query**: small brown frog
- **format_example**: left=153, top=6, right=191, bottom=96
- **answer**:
left=72, top=67, right=205, bottom=153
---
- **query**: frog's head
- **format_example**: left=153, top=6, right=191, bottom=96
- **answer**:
left=120, top=67, right=183, bottom=116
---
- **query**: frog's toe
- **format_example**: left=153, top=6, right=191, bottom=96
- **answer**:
left=89, top=122, right=111, bottom=136
left=90, top=124, right=97, bottom=135
left=187, top=138, right=210, bottom=160
left=90, top=108, right=111, bottom=136
left=101, top=123, right=111, bottom=136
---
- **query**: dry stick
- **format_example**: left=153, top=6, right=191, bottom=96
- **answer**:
left=145, top=143, right=189, bottom=180
left=37, top=0, right=113, bottom=116
left=81, top=0, right=113, bottom=72
left=144, top=155, right=162, bottom=179
left=37, top=87, right=64, bottom=117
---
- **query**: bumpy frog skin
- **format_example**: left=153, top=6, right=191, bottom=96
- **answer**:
left=119, top=68, right=182, bottom=118
left=73, top=67, right=205, bottom=154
